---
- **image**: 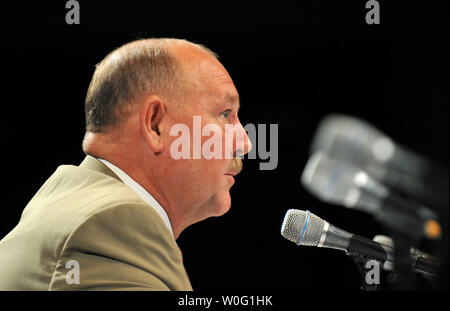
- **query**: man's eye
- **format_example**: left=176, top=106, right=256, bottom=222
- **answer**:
left=222, top=109, right=232, bottom=119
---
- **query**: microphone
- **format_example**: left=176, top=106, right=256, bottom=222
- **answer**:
left=372, top=235, right=438, bottom=275
left=280, top=209, right=438, bottom=276
left=310, top=114, right=428, bottom=177
left=301, top=151, right=441, bottom=240
left=310, top=114, right=448, bottom=209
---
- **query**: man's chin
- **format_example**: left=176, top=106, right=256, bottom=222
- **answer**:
left=211, top=192, right=232, bottom=217
left=197, top=192, right=232, bottom=222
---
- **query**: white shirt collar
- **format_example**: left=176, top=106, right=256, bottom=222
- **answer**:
left=97, top=158, right=174, bottom=239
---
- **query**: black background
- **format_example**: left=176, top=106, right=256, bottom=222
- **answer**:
left=1, top=1, right=448, bottom=292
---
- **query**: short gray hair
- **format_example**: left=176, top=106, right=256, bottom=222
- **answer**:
left=85, top=38, right=216, bottom=132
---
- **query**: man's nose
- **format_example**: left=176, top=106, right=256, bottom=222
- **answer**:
left=234, top=122, right=253, bottom=157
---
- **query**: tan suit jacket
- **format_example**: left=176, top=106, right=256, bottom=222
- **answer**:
left=0, top=155, right=192, bottom=290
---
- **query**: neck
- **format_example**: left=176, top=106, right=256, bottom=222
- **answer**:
left=83, top=131, right=186, bottom=239
left=107, top=156, right=185, bottom=239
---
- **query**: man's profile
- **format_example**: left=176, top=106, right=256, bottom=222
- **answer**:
left=0, top=38, right=252, bottom=290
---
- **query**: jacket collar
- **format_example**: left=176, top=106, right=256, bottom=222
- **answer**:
left=79, top=154, right=122, bottom=182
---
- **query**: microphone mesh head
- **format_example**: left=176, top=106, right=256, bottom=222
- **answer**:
left=301, top=152, right=360, bottom=207
left=311, top=114, right=384, bottom=158
left=281, top=209, right=325, bottom=246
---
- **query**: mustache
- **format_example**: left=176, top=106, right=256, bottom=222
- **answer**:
left=228, top=157, right=243, bottom=175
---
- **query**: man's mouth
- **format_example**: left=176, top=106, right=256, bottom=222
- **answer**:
left=225, top=171, right=238, bottom=177
left=226, top=158, right=243, bottom=177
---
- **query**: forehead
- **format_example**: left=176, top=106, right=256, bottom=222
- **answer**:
left=173, top=44, right=239, bottom=104
left=192, top=58, right=239, bottom=107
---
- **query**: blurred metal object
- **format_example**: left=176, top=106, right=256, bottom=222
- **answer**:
left=310, top=114, right=448, bottom=210
left=301, top=151, right=441, bottom=240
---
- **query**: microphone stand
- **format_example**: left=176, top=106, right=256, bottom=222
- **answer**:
left=348, top=255, right=380, bottom=291
left=346, top=235, right=388, bottom=291
left=389, top=233, right=417, bottom=290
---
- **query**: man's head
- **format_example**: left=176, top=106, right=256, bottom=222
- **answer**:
left=83, top=38, right=252, bottom=238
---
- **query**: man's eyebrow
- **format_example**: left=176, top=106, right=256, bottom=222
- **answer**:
left=223, top=93, right=240, bottom=109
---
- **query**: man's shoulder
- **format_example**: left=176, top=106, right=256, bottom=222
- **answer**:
left=5, top=158, right=175, bottom=256
left=0, top=161, right=181, bottom=290
left=24, top=162, right=143, bottom=213
left=16, top=160, right=162, bottom=246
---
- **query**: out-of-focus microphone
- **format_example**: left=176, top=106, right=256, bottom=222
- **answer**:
left=372, top=235, right=438, bottom=275
left=311, top=114, right=428, bottom=177
left=280, top=209, right=438, bottom=276
left=301, top=151, right=441, bottom=240
left=310, top=114, right=448, bottom=209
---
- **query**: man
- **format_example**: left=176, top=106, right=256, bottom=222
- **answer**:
left=0, top=38, right=252, bottom=290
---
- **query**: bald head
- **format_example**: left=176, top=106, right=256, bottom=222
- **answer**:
left=84, top=38, right=217, bottom=133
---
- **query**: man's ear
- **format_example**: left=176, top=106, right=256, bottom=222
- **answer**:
left=140, top=95, right=166, bottom=153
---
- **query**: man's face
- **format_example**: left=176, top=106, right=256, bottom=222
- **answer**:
left=162, top=50, right=252, bottom=225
